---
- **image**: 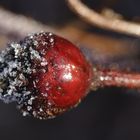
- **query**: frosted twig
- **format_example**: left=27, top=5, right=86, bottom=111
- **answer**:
left=67, top=0, right=140, bottom=37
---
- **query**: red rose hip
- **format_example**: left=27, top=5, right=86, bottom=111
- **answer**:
left=0, top=32, right=92, bottom=119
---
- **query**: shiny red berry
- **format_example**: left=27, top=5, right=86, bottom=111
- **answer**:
left=0, top=32, right=92, bottom=119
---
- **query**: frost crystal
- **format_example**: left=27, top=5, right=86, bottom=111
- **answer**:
left=0, top=32, right=53, bottom=106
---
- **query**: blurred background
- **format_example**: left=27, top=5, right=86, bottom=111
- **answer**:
left=0, top=0, right=140, bottom=140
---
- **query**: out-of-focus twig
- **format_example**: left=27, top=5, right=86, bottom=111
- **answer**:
left=0, top=8, right=56, bottom=38
left=67, top=0, right=140, bottom=37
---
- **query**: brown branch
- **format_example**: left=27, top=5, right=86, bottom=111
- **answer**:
left=67, top=0, right=140, bottom=37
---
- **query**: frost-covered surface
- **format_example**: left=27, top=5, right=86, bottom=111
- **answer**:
left=0, top=32, right=56, bottom=119
left=0, top=41, right=33, bottom=104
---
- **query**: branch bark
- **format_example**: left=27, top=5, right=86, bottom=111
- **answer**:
left=67, top=0, right=140, bottom=37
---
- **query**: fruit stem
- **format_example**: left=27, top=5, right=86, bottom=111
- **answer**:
left=90, top=68, right=140, bottom=90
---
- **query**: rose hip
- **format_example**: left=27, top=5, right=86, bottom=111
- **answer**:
left=0, top=32, right=92, bottom=119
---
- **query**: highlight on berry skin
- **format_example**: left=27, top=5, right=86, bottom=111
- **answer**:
left=0, top=32, right=92, bottom=119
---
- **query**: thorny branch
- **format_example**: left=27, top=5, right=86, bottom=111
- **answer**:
left=67, top=0, right=140, bottom=37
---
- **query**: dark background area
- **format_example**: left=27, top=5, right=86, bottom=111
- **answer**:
left=0, top=0, right=140, bottom=140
